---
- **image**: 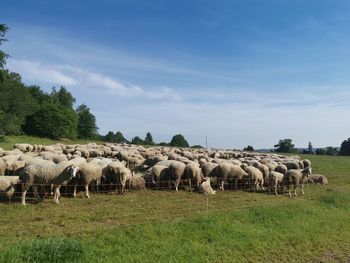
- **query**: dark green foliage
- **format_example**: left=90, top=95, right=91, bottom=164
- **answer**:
left=144, top=132, right=154, bottom=145
left=159, top=142, right=169, bottom=146
left=191, top=144, right=203, bottom=149
left=315, top=148, right=326, bottom=155
left=0, top=24, right=9, bottom=69
left=103, top=131, right=115, bottom=142
left=0, top=134, right=5, bottom=143
left=340, top=138, right=350, bottom=156
left=76, top=104, right=98, bottom=139
left=19, top=237, right=85, bottom=263
left=24, top=105, right=78, bottom=139
left=243, top=145, right=254, bottom=151
left=274, top=139, right=296, bottom=153
left=50, top=86, right=75, bottom=108
left=103, top=131, right=129, bottom=143
left=0, top=71, right=38, bottom=135
left=131, top=136, right=144, bottom=145
left=170, top=134, right=189, bottom=147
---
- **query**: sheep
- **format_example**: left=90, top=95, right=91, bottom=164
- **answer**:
left=216, top=163, right=248, bottom=191
left=201, top=162, right=218, bottom=177
left=199, top=177, right=216, bottom=195
left=269, top=171, right=284, bottom=195
left=73, top=162, right=103, bottom=198
left=116, top=167, right=132, bottom=194
left=131, top=173, right=146, bottom=190
left=283, top=167, right=312, bottom=197
left=307, top=174, right=328, bottom=185
left=0, top=176, right=20, bottom=202
left=303, top=159, right=312, bottom=168
left=166, top=161, right=186, bottom=192
left=144, top=164, right=169, bottom=189
left=275, top=164, right=288, bottom=175
left=14, top=143, right=33, bottom=153
left=183, top=162, right=205, bottom=191
left=244, top=166, right=264, bottom=191
left=19, top=163, right=79, bottom=205
left=0, top=158, right=6, bottom=175
left=10, top=160, right=26, bottom=175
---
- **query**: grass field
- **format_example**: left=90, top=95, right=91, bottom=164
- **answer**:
left=0, top=139, right=349, bottom=262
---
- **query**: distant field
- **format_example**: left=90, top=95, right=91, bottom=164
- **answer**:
left=0, top=138, right=349, bottom=262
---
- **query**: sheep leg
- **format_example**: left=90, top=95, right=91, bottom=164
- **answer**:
left=175, top=178, right=180, bottom=192
left=73, top=185, right=77, bottom=198
left=294, top=185, right=298, bottom=197
left=54, top=186, right=60, bottom=204
left=188, top=179, right=192, bottom=192
left=85, top=185, right=90, bottom=198
left=274, top=184, right=278, bottom=196
left=50, top=184, right=54, bottom=196
left=300, top=184, right=304, bottom=195
left=33, top=185, right=40, bottom=200
left=21, top=184, right=27, bottom=205
left=220, top=179, right=225, bottom=191
left=288, top=185, right=292, bottom=198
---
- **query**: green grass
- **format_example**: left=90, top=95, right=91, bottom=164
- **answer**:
left=0, top=140, right=349, bottom=262
left=0, top=135, right=105, bottom=150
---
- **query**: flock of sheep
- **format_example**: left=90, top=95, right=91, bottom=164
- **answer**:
left=0, top=142, right=328, bottom=205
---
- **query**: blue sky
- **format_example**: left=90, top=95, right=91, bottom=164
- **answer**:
left=2, top=0, right=350, bottom=148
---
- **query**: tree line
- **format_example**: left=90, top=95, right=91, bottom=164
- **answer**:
left=243, top=138, right=350, bottom=156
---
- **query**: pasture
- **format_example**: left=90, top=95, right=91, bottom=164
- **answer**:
left=0, top=150, right=349, bottom=262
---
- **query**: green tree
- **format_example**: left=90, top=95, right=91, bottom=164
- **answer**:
left=104, top=131, right=115, bottom=142
left=170, top=134, right=189, bottom=147
left=50, top=86, right=75, bottom=109
left=307, top=142, right=313, bottom=154
left=76, top=104, right=98, bottom=139
left=131, top=136, right=144, bottom=145
left=0, top=24, right=9, bottom=69
left=274, top=139, right=296, bottom=153
left=113, top=131, right=128, bottom=143
left=243, top=145, right=254, bottom=151
left=325, top=146, right=338, bottom=156
left=315, top=148, right=326, bottom=155
left=144, top=132, right=154, bottom=145
left=340, top=138, right=350, bottom=156
left=24, top=105, right=78, bottom=139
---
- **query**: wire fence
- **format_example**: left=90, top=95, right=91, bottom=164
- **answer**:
left=0, top=178, right=335, bottom=235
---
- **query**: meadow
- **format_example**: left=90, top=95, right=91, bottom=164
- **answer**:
left=0, top=139, right=349, bottom=262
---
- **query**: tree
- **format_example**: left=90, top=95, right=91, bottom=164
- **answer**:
left=243, top=145, right=254, bottom=151
left=307, top=142, right=313, bottom=154
left=131, top=136, right=144, bottom=145
left=113, top=131, right=128, bottom=143
left=76, top=104, right=98, bottom=139
left=326, top=146, right=338, bottom=156
left=315, top=148, right=326, bottom=155
left=24, top=105, right=78, bottom=139
left=50, top=86, right=75, bottom=109
left=144, top=132, right=154, bottom=145
left=170, top=134, right=189, bottom=147
left=104, top=131, right=115, bottom=142
left=340, top=138, right=350, bottom=156
left=0, top=24, right=9, bottom=69
left=274, top=139, right=296, bottom=153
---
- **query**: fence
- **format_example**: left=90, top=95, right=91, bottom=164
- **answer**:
left=0, top=178, right=335, bottom=237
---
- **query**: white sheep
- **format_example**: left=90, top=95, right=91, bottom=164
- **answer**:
left=199, top=177, right=216, bottom=195
left=0, top=176, right=20, bottom=202
left=19, top=163, right=79, bottom=205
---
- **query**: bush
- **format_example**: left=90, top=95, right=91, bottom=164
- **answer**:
left=340, top=138, right=350, bottom=156
left=0, top=134, right=5, bottom=143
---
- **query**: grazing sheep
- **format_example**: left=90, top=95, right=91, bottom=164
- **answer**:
left=275, top=164, right=288, bottom=175
left=244, top=166, right=264, bottom=191
left=0, top=176, right=20, bottom=202
left=269, top=171, right=284, bottom=195
left=10, top=161, right=26, bottom=175
left=144, top=164, right=169, bottom=189
left=201, top=162, right=218, bottom=177
left=19, top=163, right=79, bottom=205
left=0, top=158, right=6, bottom=175
left=14, top=143, right=33, bottom=153
left=283, top=167, right=312, bottom=197
left=183, top=162, right=204, bottom=191
left=131, top=173, right=146, bottom=190
left=74, top=162, right=103, bottom=198
left=116, top=167, right=132, bottom=194
left=284, top=162, right=300, bottom=170
left=199, top=177, right=216, bottom=195
left=167, top=161, right=186, bottom=192
left=303, top=159, right=311, bottom=168
left=216, top=163, right=248, bottom=191
left=307, top=174, right=328, bottom=185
